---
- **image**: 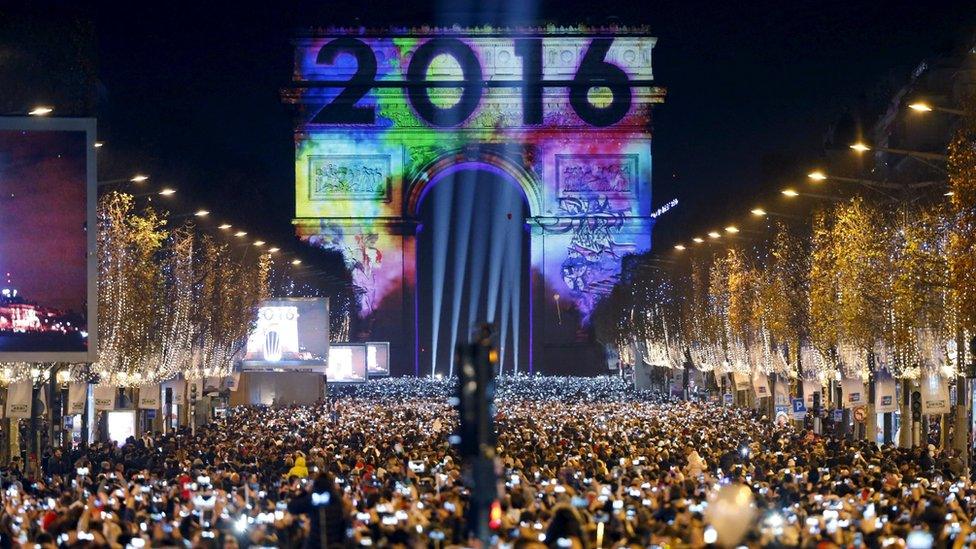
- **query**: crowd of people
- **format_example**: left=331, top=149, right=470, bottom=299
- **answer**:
left=0, top=376, right=971, bottom=547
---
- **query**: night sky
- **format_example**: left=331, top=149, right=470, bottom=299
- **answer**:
left=0, top=130, right=87, bottom=312
left=84, top=0, right=976, bottom=257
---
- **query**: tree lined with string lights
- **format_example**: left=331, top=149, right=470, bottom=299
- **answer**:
left=95, top=192, right=169, bottom=385
left=947, top=103, right=976, bottom=350
left=92, top=192, right=269, bottom=385
left=189, top=236, right=270, bottom=380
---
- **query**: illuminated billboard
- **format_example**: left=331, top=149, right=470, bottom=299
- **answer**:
left=0, top=117, right=97, bottom=361
left=327, top=344, right=368, bottom=383
left=366, top=341, right=390, bottom=377
left=242, top=297, right=330, bottom=370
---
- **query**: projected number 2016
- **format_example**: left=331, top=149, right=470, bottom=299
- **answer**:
left=312, top=37, right=634, bottom=128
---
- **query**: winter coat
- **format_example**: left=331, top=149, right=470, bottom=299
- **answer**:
left=288, top=456, right=310, bottom=478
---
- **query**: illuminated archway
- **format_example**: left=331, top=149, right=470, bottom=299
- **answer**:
left=288, top=26, right=664, bottom=375
left=413, top=159, right=532, bottom=376
left=406, top=148, right=543, bottom=219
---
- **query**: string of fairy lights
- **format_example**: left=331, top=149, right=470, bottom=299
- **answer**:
left=608, top=98, right=967, bottom=387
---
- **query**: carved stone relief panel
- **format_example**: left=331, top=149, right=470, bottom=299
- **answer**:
left=308, top=155, right=392, bottom=202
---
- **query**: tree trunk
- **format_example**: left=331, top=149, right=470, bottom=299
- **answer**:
left=952, top=330, right=969, bottom=464
left=899, top=379, right=913, bottom=448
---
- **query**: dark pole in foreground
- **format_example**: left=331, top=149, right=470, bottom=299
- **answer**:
left=453, top=324, right=499, bottom=546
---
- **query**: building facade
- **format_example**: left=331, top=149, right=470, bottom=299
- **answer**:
left=284, top=26, right=664, bottom=375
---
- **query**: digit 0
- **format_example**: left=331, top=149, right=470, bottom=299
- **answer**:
left=406, top=38, right=484, bottom=127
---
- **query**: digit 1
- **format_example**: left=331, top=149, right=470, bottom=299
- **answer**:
left=514, top=39, right=543, bottom=125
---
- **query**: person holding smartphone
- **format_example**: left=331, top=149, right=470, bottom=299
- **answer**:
left=287, top=472, right=350, bottom=548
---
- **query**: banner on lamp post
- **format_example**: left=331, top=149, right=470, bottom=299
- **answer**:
left=138, top=385, right=161, bottom=410
left=752, top=373, right=770, bottom=398
left=841, top=378, right=865, bottom=409
left=774, top=381, right=789, bottom=407
left=921, top=374, right=950, bottom=415
left=732, top=372, right=750, bottom=391
left=163, top=379, right=185, bottom=403
left=802, top=379, right=822, bottom=409
left=93, top=385, right=116, bottom=411
left=67, top=383, right=87, bottom=415
left=5, top=382, right=32, bottom=419
left=875, top=376, right=898, bottom=414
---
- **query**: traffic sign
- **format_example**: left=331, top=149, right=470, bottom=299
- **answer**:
left=791, top=398, right=807, bottom=420
left=853, top=406, right=867, bottom=423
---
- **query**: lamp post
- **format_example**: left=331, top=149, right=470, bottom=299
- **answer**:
left=849, top=142, right=947, bottom=169
left=908, top=102, right=965, bottom=116
left=780, top=189, right=845, bottom=202
left=27, top=366, right=46, bottom=478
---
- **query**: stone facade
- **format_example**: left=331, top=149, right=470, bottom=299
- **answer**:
left=285, top=26, right=664, bottom=375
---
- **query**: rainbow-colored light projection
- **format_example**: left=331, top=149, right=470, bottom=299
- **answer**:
left=285, top=26, right=664, bottom=374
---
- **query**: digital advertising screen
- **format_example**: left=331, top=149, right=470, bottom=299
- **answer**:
left=242, top=297, right=330, bottom=370
left=327, top=344, right=368, bottom=383
left=0, top=117, right=97, bottom=361
left=366, top=341, right=390, bottom=377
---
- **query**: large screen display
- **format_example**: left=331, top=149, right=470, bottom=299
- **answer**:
left=327, top=344, right=368, bottom=383
left=242, top=297, right=330, bottom=370
left=0, top=118, right=96, bottom=361
left=366, top=341, right=390, bottom=376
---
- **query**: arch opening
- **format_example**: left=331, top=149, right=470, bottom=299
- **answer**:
left=415, top=166, right=531, bottom=377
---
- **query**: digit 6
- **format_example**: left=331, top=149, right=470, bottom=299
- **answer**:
left=569, top=38, right=632, bottom=127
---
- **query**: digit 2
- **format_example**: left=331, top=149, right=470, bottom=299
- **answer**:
left=311, top=37, right=377, bottom=124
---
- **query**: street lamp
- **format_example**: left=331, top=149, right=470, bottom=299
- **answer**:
left=133, top=188, right=176, bottom=198
left=218, top=224, right=232, bottom=230
left=234, top=231, right=247, bottom=238
left=674, top=244, right=686, bottom=251
left=781, top=189, right=799, bottom=197
left=291, top=259, right=302, bottom=265
left=253, top=240, right=265, bottom=247
left=268, top=247, right=280, bottom=253
left=850, top=141, right=947, bottom=161
left=708, top=231, right=721, bottom=239
left=806, top=170, right=936, bottom=191
left=692, top=237, right=705, bottom=244
left=908, top=102, right=965, bottom=116
left=752, top=207, right=800, bottom=220
left=724, top=225, right=739, bottom=234
left=194, top=209, right=209, bottom=217
left=28, top=106, right=53, bottom=116
left=97, top=174, right=150, bottom=187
